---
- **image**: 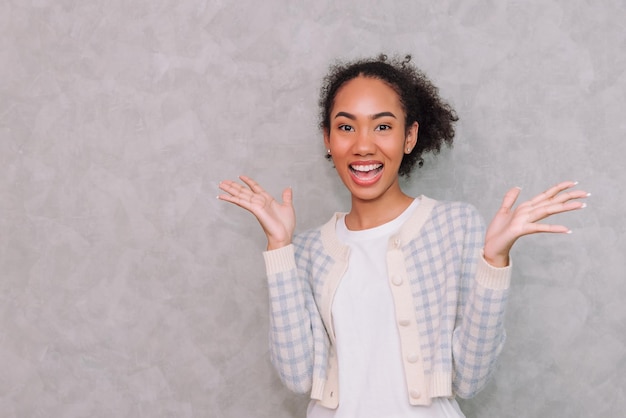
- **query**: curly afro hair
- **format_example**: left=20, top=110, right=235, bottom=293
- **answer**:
left=319, top=54, right=458, bottom=177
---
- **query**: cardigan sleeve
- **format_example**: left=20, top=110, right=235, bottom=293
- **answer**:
left=451, top=205, right=512, bottom=399
left=263, top=244, right=316, bottom=393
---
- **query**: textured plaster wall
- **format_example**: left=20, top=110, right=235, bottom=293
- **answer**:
left=1, top=0, right=625, bottom=417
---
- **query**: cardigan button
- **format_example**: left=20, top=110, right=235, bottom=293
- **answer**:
left=391, top=275, right=403, bottom=286
left=398, top=318, right=410, bottom=326
left=393, top=238, right=401, bottom=248
left=407, top=353, right=419, bottom=363
left=410, top=389, right=421, bottom=399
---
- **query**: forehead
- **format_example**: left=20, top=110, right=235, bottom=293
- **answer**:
left=332, top=76, right=403, bottom=114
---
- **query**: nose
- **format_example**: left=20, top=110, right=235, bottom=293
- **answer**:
left=353, top=129, right=375, bottom=155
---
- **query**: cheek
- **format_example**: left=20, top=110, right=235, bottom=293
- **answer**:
left=328, top=133, right=351, bottom=151
left=383, top=138, right=406, bottom=154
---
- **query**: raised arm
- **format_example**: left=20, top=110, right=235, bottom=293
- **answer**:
left=484, top=181, right=589, bottom=267
left=219, top=176, right=316, bottom=392
left=218, top=175, right=295, bottom=250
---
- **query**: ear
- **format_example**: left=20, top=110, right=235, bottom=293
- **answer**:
left=323, top=129, right=331, bottom=152
left=405, top=122, right=419, bottom=154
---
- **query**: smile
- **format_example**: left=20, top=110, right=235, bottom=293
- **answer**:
left=349, top=163, right=384, bottom=185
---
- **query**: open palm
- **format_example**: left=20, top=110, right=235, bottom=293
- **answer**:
left=484, top=181, right=588, bottom=267
left=218, top=175, right=296, bottom=250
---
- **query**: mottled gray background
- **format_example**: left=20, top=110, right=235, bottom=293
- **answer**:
left=1, top=0, right=624, bottom=417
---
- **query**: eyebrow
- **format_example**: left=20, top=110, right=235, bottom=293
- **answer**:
left=334, top=111, right=397, bottom=120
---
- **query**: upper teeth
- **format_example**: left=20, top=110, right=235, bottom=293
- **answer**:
left=351, top=164, right=382, bottom=172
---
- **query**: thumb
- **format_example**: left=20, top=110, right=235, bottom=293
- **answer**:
left=281, top=187, right=293, bottom=205
left=499, top=186, right=522, bottom=212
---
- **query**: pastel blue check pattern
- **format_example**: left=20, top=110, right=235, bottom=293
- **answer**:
left=264, top=198, right=511, bottom=405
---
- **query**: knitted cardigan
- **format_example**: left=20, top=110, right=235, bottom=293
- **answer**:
left=263, top=196, right=511, bottom=409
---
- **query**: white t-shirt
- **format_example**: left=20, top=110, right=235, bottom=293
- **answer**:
left=307, top=199, right=465, bottom=418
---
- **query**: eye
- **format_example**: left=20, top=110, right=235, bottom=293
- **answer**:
left=338, top=124, right=354, bottom=132
left=375, top=124, right=391, bottom=131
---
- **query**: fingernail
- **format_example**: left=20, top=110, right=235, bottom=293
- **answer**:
left=573, top=181, right=579, bottom=186
left=581, top=203, right=587, bottom=209
left=566, top=230, right=573, bottom=234
left=586, top=192, right=592, bottom=197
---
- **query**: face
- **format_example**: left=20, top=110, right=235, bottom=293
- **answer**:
left=324, top=76, right=418, bottom=204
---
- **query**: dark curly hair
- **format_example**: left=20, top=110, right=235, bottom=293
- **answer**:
left=319, top=54, right=458, bottom=177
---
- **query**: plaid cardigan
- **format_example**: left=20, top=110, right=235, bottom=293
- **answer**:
left=263, top=196, right=511, bottom=409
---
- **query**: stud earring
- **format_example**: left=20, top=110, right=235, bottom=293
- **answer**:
left=327, top=149, right=331, bottom=154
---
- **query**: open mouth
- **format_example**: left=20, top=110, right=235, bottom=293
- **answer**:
left=349, top=163, right=383, bottom=182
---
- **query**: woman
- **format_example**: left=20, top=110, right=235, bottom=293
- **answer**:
left=218, top=55, right=587, bottom=417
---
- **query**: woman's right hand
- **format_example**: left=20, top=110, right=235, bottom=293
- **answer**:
left=218, top=175, right=295, bottom=250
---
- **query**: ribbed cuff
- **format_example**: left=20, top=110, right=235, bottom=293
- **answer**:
left=475, top=252, right=512, bottom=290
left=263, top=244, right=296, bottom=276
left=310, top=378, right=324, bottom=401
left=430, top=372, right=453, bottom=400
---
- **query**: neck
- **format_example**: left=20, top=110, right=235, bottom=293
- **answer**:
left=345, top=189, right=414, bottom=231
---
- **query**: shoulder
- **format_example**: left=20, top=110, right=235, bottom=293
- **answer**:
left=431, top=199, right=481, bottom=219
left=292, top=213, right=337, bottom=253
left=426, top=198, right=485, bottom=232
left=293, top=213, right=350, bottom=264
left=293, top=225, right=322, bottom=250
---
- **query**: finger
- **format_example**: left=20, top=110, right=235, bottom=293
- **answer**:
left=239, top=175, right=265, bottom=194
left=540, top=189, right=590, bottom=206
left=524, top=222, right=571, bottom=235
left=240, top=175, right=282, bottom=205
left=218, top=179, right=247, bottom=196
left=529, top=181, right=578, bottom=205
left=219, top=188, right=253, bottom=206
left=499, top=186, right=522, bottom=212
left=281, top=187, right=293, bottom=206
left=217, top=192, right=250, bottom=209
left=217, top=179, right=256, bottom=205
left=528, top=188, right=589, bottom=216
left=529, top=200, right=586, bottom=223
left=218, top=182, right=250, bottom=205
left=218, top=179, right=235, bottom=192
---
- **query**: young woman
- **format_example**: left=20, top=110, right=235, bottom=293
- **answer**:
left=218, top=55, right=588, bottom=417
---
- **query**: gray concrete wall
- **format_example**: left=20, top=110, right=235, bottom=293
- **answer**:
left=1, top=0, right=624, bottom=416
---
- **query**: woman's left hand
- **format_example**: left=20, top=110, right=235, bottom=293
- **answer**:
left=483, top=181, right=589, bottom=267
